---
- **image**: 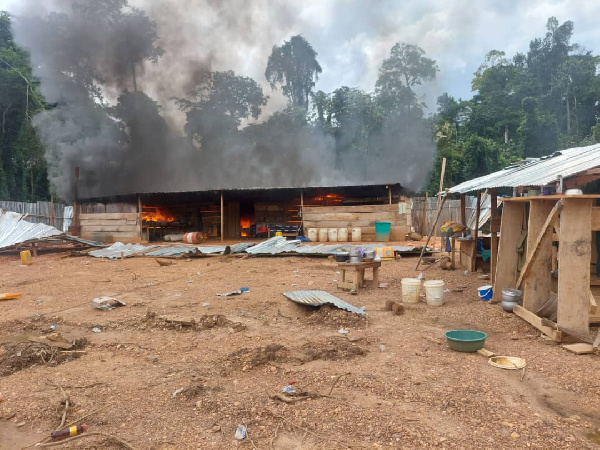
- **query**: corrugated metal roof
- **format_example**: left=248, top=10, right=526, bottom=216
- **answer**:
left=283, top=290, right=366, bottom=315
left=88, top=242, right=158, bottom=259
left=144, top=245, right=201, bottom=257
left=229, top=242, right=255, bottom=254
left=0, top=209, right=64, bottom=249
left=448, top=144, right=600, bottom=194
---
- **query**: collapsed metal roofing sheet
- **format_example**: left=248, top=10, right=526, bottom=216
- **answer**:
left=144, top=245, right=201, bottom=257
left=0, top=209, right=64, bottom=249
left=245, top=236, right=301, bottom=255
left=88, top=242, right=158, bottom=259
left=283, top=290, right=366, bottom=315
left=448, top=144, right=600, bottom=194
left=229, top=242, right=255, bottom=254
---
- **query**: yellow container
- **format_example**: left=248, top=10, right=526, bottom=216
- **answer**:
left=20, top=250, right=33, bottom=265
left=275, top=231, right=283, bottom=236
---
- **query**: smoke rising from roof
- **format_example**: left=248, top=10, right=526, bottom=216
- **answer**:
left=10, top=0, right=436, bottom=201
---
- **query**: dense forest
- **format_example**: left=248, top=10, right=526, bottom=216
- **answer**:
left=0, top=5, right=599, bottom=202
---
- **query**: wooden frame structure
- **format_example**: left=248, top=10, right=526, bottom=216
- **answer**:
left=494, top=194, right=600, bottom=342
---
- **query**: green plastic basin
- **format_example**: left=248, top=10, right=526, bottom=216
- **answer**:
left=444, top=330, right=487, bottom=352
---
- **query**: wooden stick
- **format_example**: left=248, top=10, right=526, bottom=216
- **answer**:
left=37, top=432, right=134, bottom=449
left=415, top=193, right=448, bottom=270
left=516, top=199, right=564, bottom=288
left=328, top=372, right=351, bottom=396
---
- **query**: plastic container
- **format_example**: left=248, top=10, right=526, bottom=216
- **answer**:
left=318, top=228, right=329, bottom=242
left=478, top=285, right=493, bottom=301
left=423, top=280, right=445, bottom=306
left=375, top=221, right=391, bottom=242
left=375, top=247, right=394, bottom=260
left=307, top=228, right=318, bottom=242
left=51, top=424, right=87, bottom=440
left=20, top=250, right=32, bottom=265
left=444, top=330, right=487, bottom=352
left=351, top=228, right=362, bottom=242
left=401, top=278, right=422, bottom=304
left=328, top=228, right=338, bottom=242
left=337, top=228, right=349, bottom=242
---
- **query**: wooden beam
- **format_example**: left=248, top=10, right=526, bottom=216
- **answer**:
left=522, top=200, right=556, bottom=312
left=513, top=305, right=562, bottom=341
left=421, top=192, right=428, bottom=235
left=516, top=200, right=563, bottom=288
left=471, top=190, right=482, bottom=272
left=590, top=291, right=597, bottom=314
left=433, top=158, right=446, bottom=252
left=490, top=189, right=498, bottom=284
left=137, top=196, right=142, bottom=239
left=416, top=193, right=447, bottom=270
left=493, top=201, right=526, bottom=302
left=460, top=193, right=466, bottom=227
left=557, top=199, right=592, bottom=335
left=591, top=207, right=600, bottom=231
left=388, top=186, right=392, bottom=205
left=220, top=192, right=224, bottom=243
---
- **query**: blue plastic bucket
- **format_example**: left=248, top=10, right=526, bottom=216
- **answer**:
left=374, top=221, right=391, bottom=242
left=478, top=285, right=493, bottom=301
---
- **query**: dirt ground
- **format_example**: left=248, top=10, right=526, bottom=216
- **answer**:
left=1, top=244, right=600, bottom=449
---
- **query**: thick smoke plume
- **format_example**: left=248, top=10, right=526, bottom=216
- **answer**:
left=10, top=0, right=436, bottom=202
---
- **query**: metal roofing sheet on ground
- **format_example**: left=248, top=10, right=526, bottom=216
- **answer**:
left=0, top=209, right=64, bottom=249
left=88, top=242, right=158, bottom=259
left=283, top=290, right=366, bottom=315
left=245, top=236, right=301, bottom=255
left=144, top=245, right=201, bottom=257
left=448, top=144, right=600, bottom=194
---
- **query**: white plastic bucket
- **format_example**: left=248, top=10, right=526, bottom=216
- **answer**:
left=423, top=280, right=445, bottom=306
left=338, top=228, right=349, bottom=242
left=318, top=228, right=328, bottom=242
left=351, top=228, right=362, bottom=242
left=401, top=278, right=421, bottom=304
left=328, top=228, right=338, bottom=242
left=307, top=228, right=318, bottom=242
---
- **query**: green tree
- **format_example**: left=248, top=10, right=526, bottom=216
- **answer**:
left=0, top=12, right=48, bottom=201
left=176, top=70, right=267, bottom=145
left=265, top=35, right=322, bottom=109
left=376, top=42, right=438, bottom=115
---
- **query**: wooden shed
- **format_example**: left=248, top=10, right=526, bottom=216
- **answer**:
left=448, top=144, right=600, bottom=343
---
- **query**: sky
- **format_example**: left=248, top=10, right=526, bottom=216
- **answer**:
left=2, top=0, right=599, bottom=113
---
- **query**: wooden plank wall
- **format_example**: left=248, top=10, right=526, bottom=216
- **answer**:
left=411, top=196, right=476, bottom=235
left=302, top=203, right=410, bottom=241
left=0, top=200, right=68, bottom=230
left=80, top=212, right=141, bottom=243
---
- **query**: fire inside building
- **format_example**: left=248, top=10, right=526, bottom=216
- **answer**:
left=75, top=183, right=411, bottom=243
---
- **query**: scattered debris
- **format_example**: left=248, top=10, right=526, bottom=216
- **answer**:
left=391, top=303, right=405, bottom=315
left=156, top=258, right=176, bottom=266
left=92, top=327, right=102, bottom=333
left=51, top=424, right=87, bottom=440
left=28, top=332, right=73, bottom=349
left=234, top=424, right=247, bottom=440
left=283, top=290, right=366, bottom=315
left=171, top=388, right=185, bottom=399
left=488, top=356, right=526, bottom=369
left=338, top=328, right=349, bottom=334
left=217, top=290, right=242, bottom=297
left=282, top=384, right=297, bottom=395
left=92, top=296, right=126, bottom=310
left=379, top=282, right=388, bottom=288
left=0, top=293, right=22, bottom=301
left=477, top=348, right=495, bottom=357
left=562, top=343, right=595, bottom=355
left=202, top=302, right=210, bottom=307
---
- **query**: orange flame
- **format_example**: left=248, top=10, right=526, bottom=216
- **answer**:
left=142, top=208, right=176, bottom=223
left=240, top=216, right=252, bottom=237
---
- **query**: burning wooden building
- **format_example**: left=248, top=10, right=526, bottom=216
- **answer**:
left=75, top=182, right=412, bottom=243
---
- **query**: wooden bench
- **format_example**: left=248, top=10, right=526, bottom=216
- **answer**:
left=337, top=261, right=381, bottom=291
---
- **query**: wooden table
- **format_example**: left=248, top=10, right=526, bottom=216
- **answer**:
left=337, top=261, right=381, bottom=291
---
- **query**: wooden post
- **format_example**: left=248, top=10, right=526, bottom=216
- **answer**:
left=493, top=201, right=526, bottom=302
left=49, top=195, right=54, bottom=228
left=460, top=193, right=466, bottom=227
left=220, top=192, right=224, bottom=242
left=300, top=190, right=304, bottom=235
left=557, top=199, right=592, bottom=335
left=388, top=186, right=392, bottom=205
left=138, top=196, right=142, bottom=240
left=490, top=189, right=498, bottom=284
left=521, top=200, right=556, bottom=311
left=421, top=192, right=428, bottom=235
left=470, top=190, right=482, bottom=272
left=416, top=193, right=448, bottom=270
left=433, top=158, right=446, bottom=251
